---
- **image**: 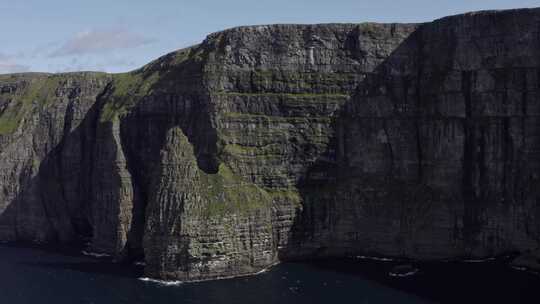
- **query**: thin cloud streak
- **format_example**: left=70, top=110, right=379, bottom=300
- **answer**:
left=0, top=63, right=31, bottom=74
left=0, top=52, right=31, bottom=74
left=49, top=27, right=156, bottom=57
left=49, top=54, right=138, bottom=73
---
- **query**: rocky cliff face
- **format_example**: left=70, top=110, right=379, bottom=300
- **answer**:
left=1, top=8, right=540, bottom=281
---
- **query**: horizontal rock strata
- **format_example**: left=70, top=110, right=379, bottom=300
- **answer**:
left=1, top=8, right=540, bottom=280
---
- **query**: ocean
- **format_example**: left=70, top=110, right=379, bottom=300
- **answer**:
left=0, top=244, right=538, bottom=303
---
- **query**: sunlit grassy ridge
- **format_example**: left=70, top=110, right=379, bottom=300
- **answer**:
left=0, top=72, right=109, bottom=135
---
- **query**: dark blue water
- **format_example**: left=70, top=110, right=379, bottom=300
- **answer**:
left=0, top=244, right=538, bottom=304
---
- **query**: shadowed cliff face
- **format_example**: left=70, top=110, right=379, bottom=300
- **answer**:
left=1, top=8, right=540, bottom=281
left=288, top=10, right=540, bottom=260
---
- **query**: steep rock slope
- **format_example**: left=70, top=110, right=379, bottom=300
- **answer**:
left=0, top=8, right=539, bottom=281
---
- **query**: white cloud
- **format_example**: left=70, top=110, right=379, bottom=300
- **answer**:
left=48, top=54, right=137, bottom=73
left=50, top=27, right=156, bottom=57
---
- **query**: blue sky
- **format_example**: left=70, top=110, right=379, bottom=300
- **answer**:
left=0, top=0, right=538, bottom=74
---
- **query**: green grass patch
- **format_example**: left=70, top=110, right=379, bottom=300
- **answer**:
left=198, top=163, right=272, bottom=218
left=0, top=73, right=110, bottom=135
left=100, top=46, right=199, bottom=122
left=222, top=143, right=283, bottom=157
left=100, top=71, right=159, bottom=122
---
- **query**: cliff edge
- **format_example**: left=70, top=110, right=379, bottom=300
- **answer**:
left=1, top=8, right=540, bottom=281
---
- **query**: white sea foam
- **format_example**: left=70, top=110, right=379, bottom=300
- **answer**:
left=138, top=263, right=276, bottom=286
left=356, top=255, right=394, bottom=262
left=511, top=266, right=540, bottom=276
left=81, top=250, right=111, bottom=258
left=139, top=277, right=183, bottom=286
left=388, top=269, right=418, bottom=277
left=254, top=267, right=270, bottom=275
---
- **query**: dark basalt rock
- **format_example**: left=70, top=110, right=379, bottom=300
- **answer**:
left=1, top=8, right=540, bottom=281
left=511, top=249, right=540, bottom=273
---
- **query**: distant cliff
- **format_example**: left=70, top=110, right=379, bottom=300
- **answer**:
left=1, top=8, right=540, bottom=281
